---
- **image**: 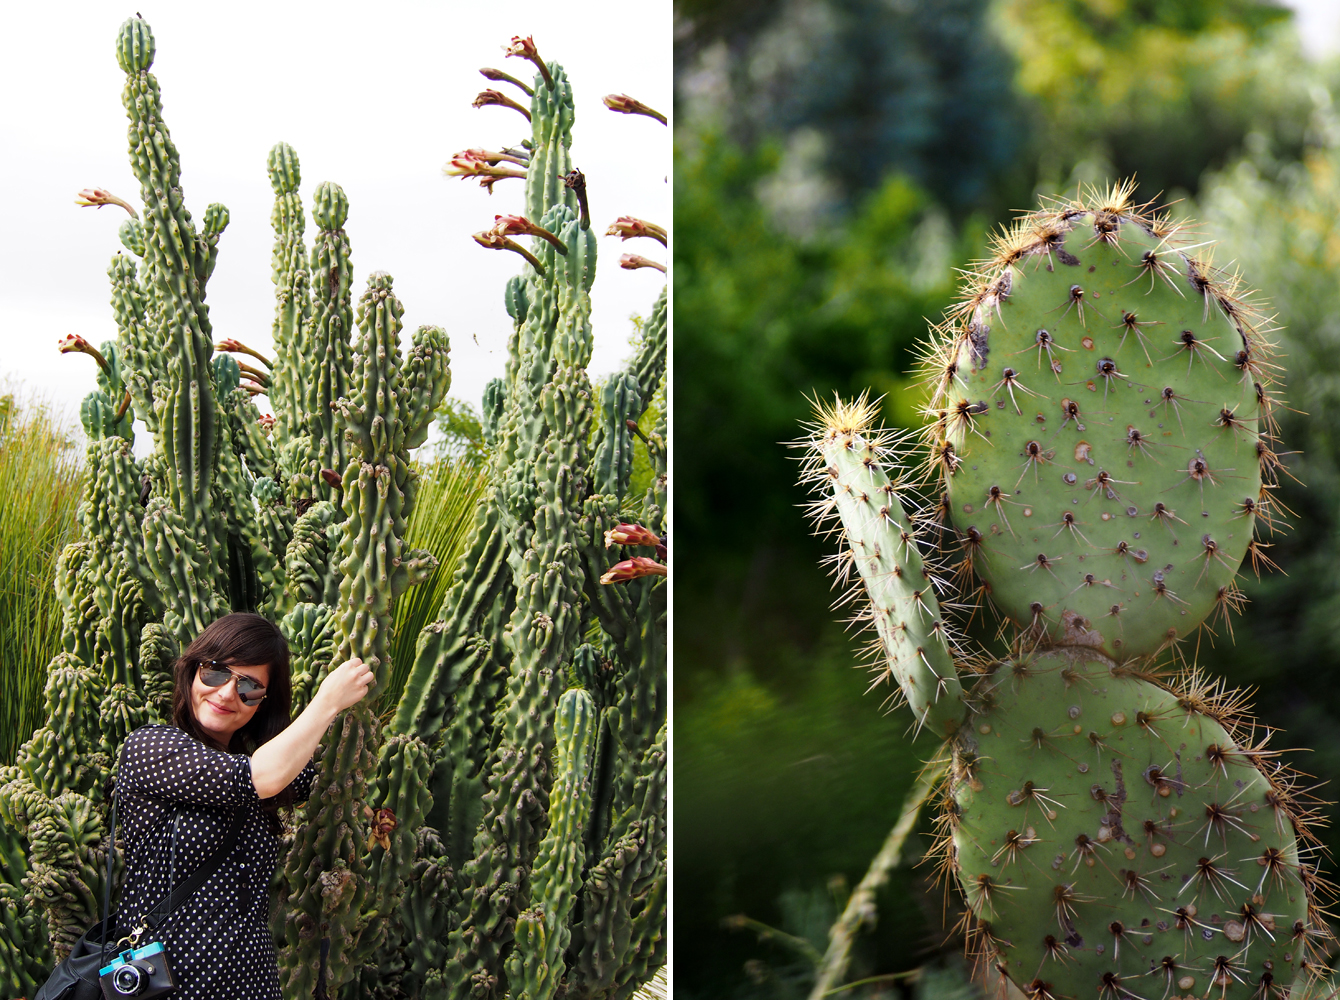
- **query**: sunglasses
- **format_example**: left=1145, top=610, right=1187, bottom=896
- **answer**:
left=198, top=661, right=267, bottom=706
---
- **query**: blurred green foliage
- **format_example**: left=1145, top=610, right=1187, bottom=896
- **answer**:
left=0, top=396, right=84, bottom=764
left=677, top=0, right=1026, bottom=212
left=431, top=396, right=488, bottom=468
left=996, top=0, right=1309, bottom=194
left=673, top=1, right=1338, bottom=997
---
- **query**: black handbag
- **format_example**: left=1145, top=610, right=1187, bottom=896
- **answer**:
left=34, top=790, right=246, bottom=1000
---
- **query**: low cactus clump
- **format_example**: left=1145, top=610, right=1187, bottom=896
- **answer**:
left=800, top=184, right=1331, bottom=1000
left=0, top=16, right=665, bottom=1000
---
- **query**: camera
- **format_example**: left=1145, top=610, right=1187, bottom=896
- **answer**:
left=98, top=941, right=176, bottom=997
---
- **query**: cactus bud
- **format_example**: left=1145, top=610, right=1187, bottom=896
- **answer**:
left=56, top=335, right=112, bottom=378
left=605, top=216, right=667, bottom=246
left=618, top=253, right=666, bottom=274
left=602, top=93, right=667, bottom=126
left=472, top=231, right=545, bottom=275
left=490, top=214, right=568, bottom=255
left=504, top=35, right=554, bottom=90
left=201, top=203, right=229, bottom=237
left=74, top=187, right=137, bottom=218
left=214, top=339, right=273, bottom=369
left=444, top=151, right=528, bottom=192
left=599, top=556, right=667, bottom=584
left=479, top=67, right=534, bottom=97
left=603, top=523, right=661, bottom=548
left=472, top=88, right=532, bottom=122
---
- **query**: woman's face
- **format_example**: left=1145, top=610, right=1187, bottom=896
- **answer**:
left=191, top=662, right=270, bottom=747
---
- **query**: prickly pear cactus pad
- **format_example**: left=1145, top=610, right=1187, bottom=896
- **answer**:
left=923, top=183, right=1274, bottom=659
left=799, top=396, right=964, bottom=738
left=798, top=183, right=1332, bottom=1000
left=950, top=649, right=1320, bottom=1000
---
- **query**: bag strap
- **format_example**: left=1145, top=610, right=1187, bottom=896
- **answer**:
left=99, top=789, right=118, bottom=969
left=140, top=793, right=247, bottom=931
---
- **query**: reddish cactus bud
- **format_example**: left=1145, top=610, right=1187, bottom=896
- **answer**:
left=472, top=231, right=546, bottom=275
left=599, top=557, right=668, bottom=584
left=602, top=94, right=667, bottom=126
left=457, top=146, right=529, bottom=167
left=504, top=35, right=554, bottom=90
left=320, top=468, right=343, bottom=490
left=215, top=338, right=274, bottom=369
left=444, top=150, right=528, bottom=193
left=605, top=216, right=667, bottom=247
left=472, top=88, right=532, bottom=122
left=619, top=253, right=666, bottom=274
left=604, top=523, right=662, bottom=549
left=490, top=214, right=568, bottom=255
left=57, top=334, right=113, bottom=377
left=258, top=413, right=276, bottom=432
left=75, top=187, right=138, bottom=217
left=479, top=67, right=534, bottom=97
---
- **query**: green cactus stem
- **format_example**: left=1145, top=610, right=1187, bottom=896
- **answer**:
left=279, top=273, right=449, bottom=994
left=507, top=687, right=598, bottom=1000
left=266, top=140, right=310, bottom=457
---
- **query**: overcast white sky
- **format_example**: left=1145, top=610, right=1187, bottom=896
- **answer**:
left=0, top=2, right=670, bottom=448
left=1284, top=0, right=1340, bottom=59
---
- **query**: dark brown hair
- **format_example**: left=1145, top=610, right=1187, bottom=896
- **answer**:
left=172, top=612, right=295, bottom=827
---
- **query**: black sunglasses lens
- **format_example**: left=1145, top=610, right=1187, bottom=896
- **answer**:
left=199, top=666, right=231, bottom=688
left=199, top=664, right=266, bottom=705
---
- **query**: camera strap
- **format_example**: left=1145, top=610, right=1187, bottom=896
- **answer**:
left=140, top=798, right=247, bottom=933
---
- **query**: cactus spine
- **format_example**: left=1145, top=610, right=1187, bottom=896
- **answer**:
left=0, top=16, right=665, bottom=1000
left=800, top=184, right=1330, bottom=1000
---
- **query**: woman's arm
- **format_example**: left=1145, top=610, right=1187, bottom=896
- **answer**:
left=250, top=656, right=374, bottom=799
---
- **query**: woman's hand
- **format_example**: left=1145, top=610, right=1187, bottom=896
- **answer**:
left=251, top=657, right=372, bottom=798
left=315, top=657, right=374, bottom=713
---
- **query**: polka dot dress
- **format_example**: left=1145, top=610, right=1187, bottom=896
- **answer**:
left=116, top=725, right=316, bottom=1000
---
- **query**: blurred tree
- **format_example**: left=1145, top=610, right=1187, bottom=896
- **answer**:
left=676, top=0, right=1028, bottom=214
left=431, top=396, right=487, bottom=468
left=673, top=132, right=977, bottom=688
left=996, top=0, right=1311, bottom=195
left=1192, top=121, right=1340, bottom=820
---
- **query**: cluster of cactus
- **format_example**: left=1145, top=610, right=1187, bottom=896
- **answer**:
left=0, top=16, right=665, bottom=1000
left=800, top=183, right=1332, bottom=1000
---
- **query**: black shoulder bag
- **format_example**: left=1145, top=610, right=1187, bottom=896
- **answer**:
left=34, top=791, right=246, bottom=1000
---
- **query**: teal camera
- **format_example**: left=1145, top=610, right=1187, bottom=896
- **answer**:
left=98, top=941, right=176, bottom=997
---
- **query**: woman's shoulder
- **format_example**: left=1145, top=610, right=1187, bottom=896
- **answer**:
left=123, top=724, right=190, bottom=750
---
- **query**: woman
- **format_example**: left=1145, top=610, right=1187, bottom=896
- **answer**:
left=114, top=612, right=372, bottom=1000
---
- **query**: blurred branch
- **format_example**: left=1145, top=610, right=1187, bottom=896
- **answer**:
left=722, top=913, right=824, bottom=967
left=809, top=760, right=947, bottom=999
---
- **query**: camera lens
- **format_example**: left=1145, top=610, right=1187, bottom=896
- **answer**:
left=112, top=964, right=146, bottom=994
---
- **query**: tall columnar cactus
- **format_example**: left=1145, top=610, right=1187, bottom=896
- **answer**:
left=0, top=17, right=665, bottom=1000
left=799, top=185, right=1331, bottom=1000
left=385, top=34, right=668, bottom=1000
left=275, top=274, right=449, bottom=995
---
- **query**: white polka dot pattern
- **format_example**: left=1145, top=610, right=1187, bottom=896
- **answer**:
left=116, top=725, right=315, bottom=999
